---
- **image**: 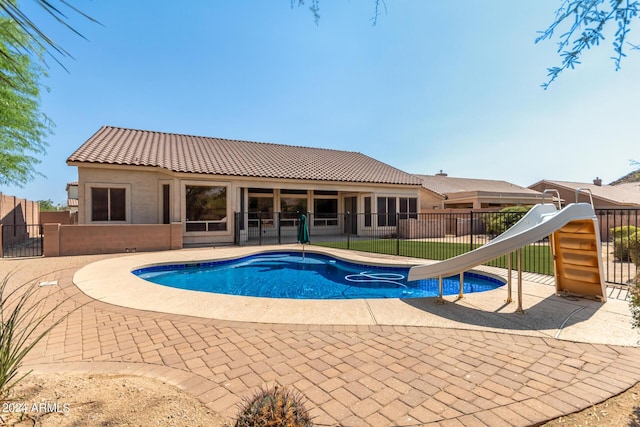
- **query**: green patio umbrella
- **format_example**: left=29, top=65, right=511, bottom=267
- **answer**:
left=297, top=213, right=310, bottom=257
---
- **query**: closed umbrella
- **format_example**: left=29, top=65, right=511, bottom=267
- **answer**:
left=297, top=213, right=310, bottom=257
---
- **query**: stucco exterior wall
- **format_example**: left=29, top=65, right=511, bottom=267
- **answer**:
left=419, top=188, right=445, bottom=211
left=75, top=164, right=423, bottom=246
left=78, top=166, right=176, bottom=224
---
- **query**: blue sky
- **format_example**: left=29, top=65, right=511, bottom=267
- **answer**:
left=4, top=1, right=639, bottom=205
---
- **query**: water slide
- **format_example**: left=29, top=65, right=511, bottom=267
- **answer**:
left=407, top=202, right=607, bottom=301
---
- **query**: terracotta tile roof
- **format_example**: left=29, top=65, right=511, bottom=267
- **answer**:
left=68, top=126, right=422, bottom=186
left=415, top=174, right=541, bottom=197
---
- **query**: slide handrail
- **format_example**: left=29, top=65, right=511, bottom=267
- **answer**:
left=542, top=189, right=562, bottom=209
left=575, top=188, right=595, bottom=206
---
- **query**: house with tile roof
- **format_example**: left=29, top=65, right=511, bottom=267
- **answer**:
left=67, top=126, right=423, bottom=246
left=529, top=178, right=640, bottom=208
left=65, top=181, right=78, bottom=213
left=416, top=172, right=544, bottom=210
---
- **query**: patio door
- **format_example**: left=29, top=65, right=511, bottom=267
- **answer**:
left=344, top=196, right=357, bottom=235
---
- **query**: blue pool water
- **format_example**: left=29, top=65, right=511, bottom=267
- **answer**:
left=133, top=251, right=503, bottom=300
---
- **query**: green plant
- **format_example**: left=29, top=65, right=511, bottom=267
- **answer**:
left=482, top=206, right=531, bottom=236
left=629, top=272, right=640, bottom=329
left=612, top=227, right=640, bottom=263
left=610, top=226, right=639, bottom=240
left=234, top=385, right=313, bottom=427
left=630, top=233, right=640, bottom=265
left=0, top=272, right=77, bottom=398
left=613, top=236, right=631, bottom=261
left=624, top=229, right=640, bottom=330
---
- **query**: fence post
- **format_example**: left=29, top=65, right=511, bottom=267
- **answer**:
left=470, top=211, right=474, bottom=252
left=234, top=212, right=239, bottom=245
left=277, top=212, right=282, bottom=245
left=348, top=211, right=351, bottom=249
left=516, top=248, right=524, bottom=313
left=258, top=211, right=262, bottom=246
left=396, top=213, right=400, bottom=256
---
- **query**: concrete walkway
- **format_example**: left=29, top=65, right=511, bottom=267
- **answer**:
left=4, top=247, right=640, bottom=426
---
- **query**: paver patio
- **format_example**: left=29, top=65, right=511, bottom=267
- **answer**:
left=4, top=251, right=640, bottom=427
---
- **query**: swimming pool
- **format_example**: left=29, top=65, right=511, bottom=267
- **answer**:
left=133, top=251, right=503, bottom=300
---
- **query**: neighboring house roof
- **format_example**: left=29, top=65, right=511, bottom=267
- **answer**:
left=68, top=126, right=422, bottom=186
left=415, top=174, right=541, bottom=198
left=610, top=168, right=640, bottom=186
left=67, top=198, right=78, bottom=207
left=613, top=182, right=640, bottom=193
left=529, top=179, right=640, bottom=206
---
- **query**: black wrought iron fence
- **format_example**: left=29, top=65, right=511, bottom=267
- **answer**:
left=1, top=224, right=43, bottom=258
left=234, top=209, right=640, bottom=285
left=596, top=208, right=639, bottom=285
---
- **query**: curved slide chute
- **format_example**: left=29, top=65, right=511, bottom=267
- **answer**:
left=408, top=203, right=607, bottom=301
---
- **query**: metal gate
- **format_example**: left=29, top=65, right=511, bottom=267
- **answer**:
left=1, top=224, right=43, bottom=258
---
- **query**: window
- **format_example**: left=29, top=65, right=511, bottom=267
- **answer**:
left=364, top=197, right=372, bottom=227
left=313, top=198, right=338, bottom=226
left=399, top=197, right=418, bottom=219
left=377, top=197, right=397, bottom=227
left=162, top=184, right=170, bottom=224
left=280, top=197, right=307, bottom=227
left=248, top=195, right=274, bottom=228
left=249, top=196, right=274, bottom=213
left=91, top=187, right=126, bottom=222
left=280, top=197, right=307, bottom=215
left=185, top=185, right=227, bottom=232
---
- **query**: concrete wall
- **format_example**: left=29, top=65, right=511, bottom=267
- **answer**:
left=43, top=223, right=182, bottom=257
left=0, top=193, right=40, bottom=226
left=40, top=211, right=74, bottom=225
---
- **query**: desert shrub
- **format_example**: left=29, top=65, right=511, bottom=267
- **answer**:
left=630, top=234, right=640, bottom=265
left=629, top=272, right=640, bottom=329
left=612, top=229, right=640, bottom=263
left=625, top=233, right=640, bottom=330
left=482, top=206, right=531, bottom=236
left=234, top=385, right=313, bottom=427
left=610, top=226, right=639, bottom=239
left=613, top=236, right=631, bottom=261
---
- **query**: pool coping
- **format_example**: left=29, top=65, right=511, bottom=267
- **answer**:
left=72, top=244, right=638, bottom=346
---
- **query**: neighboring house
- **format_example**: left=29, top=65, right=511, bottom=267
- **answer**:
left=67, top=126, right=423, bottom=246
left=66, top=181, right=79, bottom=213
left=415, top=172, right=543, bottom=210
left=529, top=178, right=640, bottom=208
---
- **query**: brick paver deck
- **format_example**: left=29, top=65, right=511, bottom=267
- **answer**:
left=4, top=254, right=640, bottom=426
